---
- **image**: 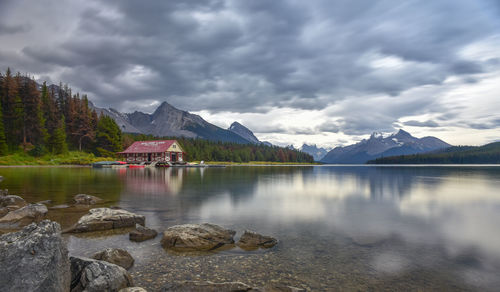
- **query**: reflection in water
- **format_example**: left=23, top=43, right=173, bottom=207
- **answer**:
left=1, top=165, right=500, bottom=290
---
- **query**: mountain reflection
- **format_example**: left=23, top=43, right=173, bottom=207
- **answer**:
left=117, top=166, right=500, bottom=270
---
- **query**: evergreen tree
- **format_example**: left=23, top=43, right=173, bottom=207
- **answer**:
left=95, top=115, right=122, bottom=156
left=0, top=101, right=8, bottom=155
left=20, top=76, right=44, bottom=146
left=50, top=116, right=68, bottom=154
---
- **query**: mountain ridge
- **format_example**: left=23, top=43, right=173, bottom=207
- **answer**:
left=321, top=129, right=451, bottom=164
left=300, top=144, right=329, bottom=161
left=228, top=121, right=261, bottom=144
left=91, top=101, right=254, bottom=144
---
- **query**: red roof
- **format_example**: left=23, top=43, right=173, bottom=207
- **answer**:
left=118, top=140, right=178, bottom=154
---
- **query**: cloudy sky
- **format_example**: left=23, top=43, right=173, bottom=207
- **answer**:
left=1, top=0, right=499, bottom=148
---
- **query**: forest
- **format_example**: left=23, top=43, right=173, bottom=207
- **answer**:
left=0, top=68, right=122, bottom=158
left=123, top=133, right=314, bottom=163
left=367, top=142, right=500, bottom=164
left=0, top=68, right=313, bottom=164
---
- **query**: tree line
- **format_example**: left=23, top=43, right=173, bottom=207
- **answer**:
left=0, top=68, right=313, bottom=163
left=124, top=134, right=314, bottom=163
left=0, top=68, right=122, bottom=156
left=367, top=142, right=500, bottom=164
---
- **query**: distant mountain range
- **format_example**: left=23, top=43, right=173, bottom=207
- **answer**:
left=300, top=144, right=329, bottom=161
left=91, top=101, right=267, bottom=145
left=320, top=130, right=451, bottom=164
left=368, top=141, right=500, bottom=164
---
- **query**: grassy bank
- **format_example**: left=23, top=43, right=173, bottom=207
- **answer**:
left=0, top=154, right=320, bottom=166
left=0, top=152, right=115, bottom=166
left=195, top=161, right=321, bottom=166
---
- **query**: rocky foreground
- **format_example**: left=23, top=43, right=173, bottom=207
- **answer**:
left=0, top=190, right=287, bottom=291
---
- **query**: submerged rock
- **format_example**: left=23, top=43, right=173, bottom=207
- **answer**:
left=262, top=285, right=306, bottom=292
left=0, top=220, right=70, bottom=292
left=161, top=281, right=254, bottom=292
left=161, top=223, right=236, bottom=251
left=64, top=208, right=145, bottom=233
left=73, top=194, right=103, bottom=205
left=161, top=281, right=305, bottom=292
left=0, top=194, right=27, bottom=209
left=236, top=230, right=278, bottom=250
left=129, top=223, right=157, bottom=242
left=50, top=204, right=71, bottom=209
left=0, top=203, right=48, bottom=229
left=119, top=288, right=147, bottom=292
left=92, top=248, right=134, bottom=270
left=70, top=256, right=134, bottom=292
left=0, top=207, right=9, bottom=218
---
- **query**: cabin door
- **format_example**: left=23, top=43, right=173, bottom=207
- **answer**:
left=171, top=153, right=177, bottom=162
left=147, top=153, right=152, bottom=162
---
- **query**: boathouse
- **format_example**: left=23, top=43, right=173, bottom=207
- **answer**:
left=118, top=140, right=185, bottom=163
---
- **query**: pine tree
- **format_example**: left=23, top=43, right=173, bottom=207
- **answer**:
left=95, top=115, right=122, bottom=156
left=20, top=76, right=44, bottom=146
left=0, top=101, right=8, bottom=155
left=50, top=116, right=68, bottom=154
left=1, top=68, right=21, bottom=149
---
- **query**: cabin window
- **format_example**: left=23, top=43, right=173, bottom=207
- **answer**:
left=173, top=144, right=176, bottom=148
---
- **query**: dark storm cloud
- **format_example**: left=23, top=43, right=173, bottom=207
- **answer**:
left=0, top=0, right=499, bottom=125
left=403, top=120, right=440, bottom=128
left=466, top=118, right=500, bottom=130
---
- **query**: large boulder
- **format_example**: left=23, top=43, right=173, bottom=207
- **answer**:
left=70, top=256, right=133, bottom=292
left=236, top=230, right=278, bottom=250
left=129, top=224, right=157, bottom=242
left=64, top=208, right=145, bottom=233
left=161, top=223, right=236, bottom=251
left=92, top=248, right=134, bottom=270
left=0, top=203, right=48, bottom=229
left=0, top=220, right=70, bottom=292
left=73, top=194, right=103, bottom=205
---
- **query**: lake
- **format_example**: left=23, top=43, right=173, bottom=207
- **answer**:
left=1, top=165, right=500, bottom=291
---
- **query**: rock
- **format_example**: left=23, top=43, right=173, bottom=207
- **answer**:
left=0, top=220, right=70, bottom=292
left=92, top=248, right=134, bottom=270
left=161, top=281, right=256, bottom=292
left=73, top=194, right=103, bottom=205
left=0, top=194, right=27, bottom=208
left=0, top=203, right=48, bottom=229
left=50, top=204, right=71, bottom=209
left=161, top=223, right=236, bottom=251
left=64, top=208, right=145, bottom=233
left=236, top=230, right=278, bottom=250
left=119, top=288, right=148, bottom=292
left=37, top=200, right=53, bottom=205
left=0, top=207, right=8, bottom=218
left=262, top=285, right=306, bottom=292
left=129, top=223, right=157, bottom=242
left=161, top=282, right=306, bottom=292
left=70, top=256, right=134, bottom=292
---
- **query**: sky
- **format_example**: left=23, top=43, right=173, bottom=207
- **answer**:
left=0, top=0, right=499, bottom=148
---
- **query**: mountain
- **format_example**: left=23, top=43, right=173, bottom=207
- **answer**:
left=93, top=101, right=252, bottom=144
left=320, top=130, right=451, bottom=164
left=228, top=122, right=261, bottom=144
left=300, top=144, right=329, bottom=161
left=368, top=142, right=500, bottom=164
left=90, top=102, right=142, bottom=134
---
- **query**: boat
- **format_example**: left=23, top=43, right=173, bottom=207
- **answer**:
left=128, top=164, right=145, bottom=169
left=92, top=161, right=121, bottom=168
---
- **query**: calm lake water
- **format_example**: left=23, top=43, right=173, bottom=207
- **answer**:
left=1, top=165, right=500, bottom=291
